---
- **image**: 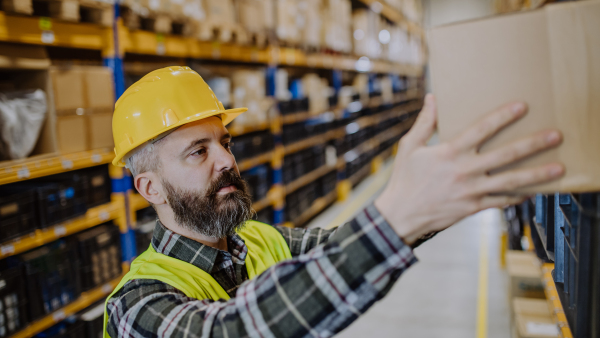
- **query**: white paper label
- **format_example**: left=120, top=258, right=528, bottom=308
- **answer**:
left=526, top=322, right=559, bottom=336
left=41, top=30, right=55, bottom=44
left=61, top=160, right=73, bottom=169
left=102, top=283, right=113, bottom=293
left=91, top=154, right=102, bottom=163
left=54, top=225, right=67, bottom=237
left=156, top=42, right=165, bottom=55
left=17, top=167, right=30, bottom=179
left=99, top=211, right=110, bottom=221
left=52, top=310, right=66, bottom=322
left=1, top=245, right=14, bottom=255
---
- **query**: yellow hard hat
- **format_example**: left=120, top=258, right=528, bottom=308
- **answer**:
left=112, top=66, right=247, bottom=167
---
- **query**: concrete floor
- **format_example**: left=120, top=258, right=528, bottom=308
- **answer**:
left=307, top=159, right=510, bottom=338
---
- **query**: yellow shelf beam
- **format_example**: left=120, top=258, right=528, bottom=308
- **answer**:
left=238, top=151, right=274, bottom=172
left=541, top=263, right=573, bottom=338
left=284, top=163, right=340, bottom=196
left=0, top=200, right=122, bottom=259
left=252, top=195, right=272, bottom=213
left=10, top=274, right=125, bottom=338
left=0, top=11, right=111, bottom=50
left=0, top=148, right=114, bottom=185
left=291, top=189, right=338, bottom=227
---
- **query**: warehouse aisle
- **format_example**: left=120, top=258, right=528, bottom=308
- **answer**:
left=307, top=159, right=510, bottom=338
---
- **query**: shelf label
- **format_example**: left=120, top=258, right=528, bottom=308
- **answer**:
left=39, top=17, right=52, bottom=30
left=17, top=166, right=30, bottom=179
left=1, top=245, right=14, bottom=255
left=52, top=310, right=66, bottom=322
left=156, top=34, right=166, bottom=55
left=91, top=154, right=102, bottom=163
left=61, top=160, right=73, bottom=169
left=41, top=30, right=55, bottom=44
left=99, top=211, right=110, bottom=221
left=102, top=283, right=113, bottom=294
left=211, top=42, right=221, bottom=59
left=54, top=225, right=67, bottom=237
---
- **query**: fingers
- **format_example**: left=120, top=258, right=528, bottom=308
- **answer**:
left=452, top=102, right=527, bottom=151
left=474, top=163, right=565, bottom=195
left=401, top=93, right=438, bottom=151
left=470, top=129, right=562, bottom=173
left=477, top=195, right=529, bottom=210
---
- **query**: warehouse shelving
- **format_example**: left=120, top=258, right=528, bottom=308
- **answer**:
left=285, top=189, right=339, bottom=228
left=9, top=273, right=125, bottom=338
left=541, top=263, right=574, bottom=338
left=284, top=162, right=343, bottom=196
left=0, top=12, right=111, bottom=50
left=0, top=148, right=114, bottom=185
left=0, top=200, right=123, bottom=259
left=238, top=151, right=276, bottom=172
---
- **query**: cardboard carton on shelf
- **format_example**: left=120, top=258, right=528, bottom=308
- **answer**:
left=506, top=251, right=545, bottom=300
left=512, top=298, right=559, bottom=338
left=429, top=1, right=600, bottom=193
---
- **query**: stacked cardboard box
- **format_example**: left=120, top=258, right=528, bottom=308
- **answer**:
left=505, top=251, right=558, bottom=338
left=321, top=0, right=352, bottom=52
left=301, top=73, right=330, bottom=115
left=50, top=66, right=115, bottom=154
left=231, top=70, right=272, bottom=129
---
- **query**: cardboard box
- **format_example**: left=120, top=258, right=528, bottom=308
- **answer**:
left=506, top=251, right=545, bottom=299
left=86, top=111, right=114, bottom=149
left=83, top=67, right=114, bottom=110
left=50, top=68, right=85, bottom=112
left=56, top=115, right=88, bottom=154
left=429, top=1, right=600, bottom=193
left=512, top=298, right=559, bottom=338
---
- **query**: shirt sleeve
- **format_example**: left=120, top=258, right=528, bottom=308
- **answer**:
left=273, top=224, right=338, bottom=256
left=106, top=203, right=417, bottom=338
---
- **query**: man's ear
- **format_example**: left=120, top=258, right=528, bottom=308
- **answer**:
left=135, top=172, right=167, bottom=206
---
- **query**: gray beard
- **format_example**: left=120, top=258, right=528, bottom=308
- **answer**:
left=162, top=171, right=255, bottom=238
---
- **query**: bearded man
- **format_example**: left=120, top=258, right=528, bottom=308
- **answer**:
left=104, top=67, right=564, bottom=337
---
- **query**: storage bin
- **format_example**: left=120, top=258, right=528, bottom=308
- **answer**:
left=0, top=189, right=38, bottom=241
left=0, top=267, right=29, bottom=337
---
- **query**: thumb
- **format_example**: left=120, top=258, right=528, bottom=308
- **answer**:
left=402, top=93, right=437, bottom=150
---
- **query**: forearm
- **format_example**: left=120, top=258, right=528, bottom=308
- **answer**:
left=274, top=224, right=338, bottom=256
left=108, top=205, right=416, bottom=338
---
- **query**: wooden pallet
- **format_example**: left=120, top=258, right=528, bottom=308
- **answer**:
left=194, top=21, right=248, bottom=44
left=1, top=0, right=33, bottom=14
left=29, top=0, right=113, bottom=26
left=120, top=6, right=192, bottom=35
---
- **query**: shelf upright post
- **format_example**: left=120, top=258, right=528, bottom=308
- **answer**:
left=103, top=1, right=126, bottom=100
left=266, top=65, right=285, bottom=225
left=109, top=164, right=136, bottom=267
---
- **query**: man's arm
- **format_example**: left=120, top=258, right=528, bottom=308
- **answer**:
left=107, top=204, right=416, bottom=338
left=273, top=225, right=338, bottom=256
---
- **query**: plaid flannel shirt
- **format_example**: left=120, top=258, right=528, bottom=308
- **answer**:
left=106, top=204, right=417, bottom=338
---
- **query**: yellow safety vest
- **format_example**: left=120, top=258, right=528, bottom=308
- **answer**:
left=103, top=220, right=292, bottom=338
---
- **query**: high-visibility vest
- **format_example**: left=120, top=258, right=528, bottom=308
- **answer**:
left=103, top=220, right=292, bottom=338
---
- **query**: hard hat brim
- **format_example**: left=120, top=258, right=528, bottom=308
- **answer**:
left=112, top=107, right=248, bottom=167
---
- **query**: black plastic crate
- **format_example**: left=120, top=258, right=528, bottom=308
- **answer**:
left=255, top=207, right=273, bottom=225
left=231, top=130, right=274, bottom=161
left=18, top=240, right=81, bottom=321
left=0, top=188, right=38, bottom=241
left=79, top=302, right=104, bottom=338
left=553, top=193, right=600, bottom=338
left=135, top=207, right=156, bottom=254
left=73, top=223, right=122, bottom=291
left=240, top=165, right=270, bottom=203
left=81, top=166, right=111, bottom=208
left=0, top=267, right=29, bottom=337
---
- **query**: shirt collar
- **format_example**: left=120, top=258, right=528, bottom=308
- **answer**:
left=151, top=219, right=248, bottom=273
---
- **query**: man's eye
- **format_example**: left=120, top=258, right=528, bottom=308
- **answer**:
left=192, top=148, right=206, bottom=156
left=224, top=142, right=234, bottom=149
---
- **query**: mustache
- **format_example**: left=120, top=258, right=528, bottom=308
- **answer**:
left=206, top=170, right=246, bottom=197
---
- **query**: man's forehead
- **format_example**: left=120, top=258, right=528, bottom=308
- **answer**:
left=168, top=117, right=227, bottom=142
